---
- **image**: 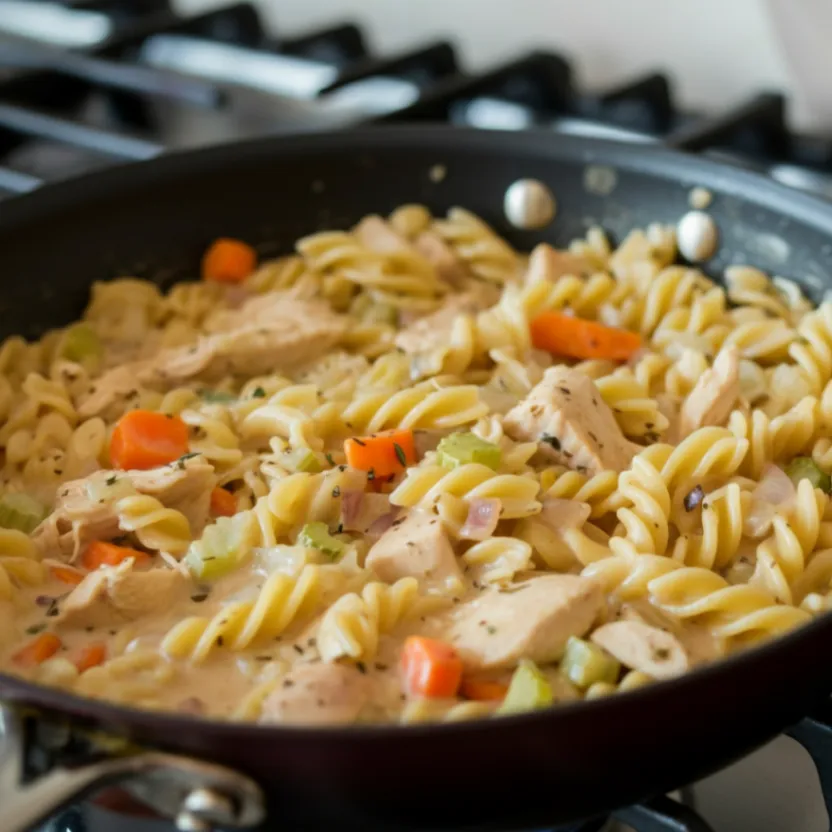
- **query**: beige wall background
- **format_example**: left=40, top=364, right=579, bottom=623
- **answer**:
left=175, top=0, right=832, bottom=132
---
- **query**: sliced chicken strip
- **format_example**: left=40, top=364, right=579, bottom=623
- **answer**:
left=33, top=457, right=215, bottom=560
left=413, top=230, right=470, bottom=288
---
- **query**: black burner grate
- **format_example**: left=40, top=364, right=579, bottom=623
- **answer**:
left=0, top=0, right=831, bottom=197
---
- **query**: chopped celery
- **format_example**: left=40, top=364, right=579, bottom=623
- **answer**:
left=184, top=513, right=258, bottom=580
left=0, top=493, right=46, bottom=533
left=784, top=457, right=831, bottom=494
left=199, top=389, right=236, bottom=404
left=498, top=659, right=553, bottom=715
left=561, top=636, right=620, bottom=689
left=282, top=448, right=322, bottom=474
left=298, top=521, right=345, bottom=559
left=438, top=432, right=502, bottom=471
left=61, top=323, right=103, bottom=364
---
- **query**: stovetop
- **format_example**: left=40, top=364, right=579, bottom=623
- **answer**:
left=0, top=0, right=831, bottom=200
left=2, top=2, right=832, bottom=830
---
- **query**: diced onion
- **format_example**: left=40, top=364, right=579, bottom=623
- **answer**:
left=459, top=498, right=501, bottom=541
left=746, top=463, right=796, bottom=537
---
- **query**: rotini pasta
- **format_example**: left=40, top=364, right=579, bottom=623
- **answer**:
left=2, top=206, right=831, bottom=728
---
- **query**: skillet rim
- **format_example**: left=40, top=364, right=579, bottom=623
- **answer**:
left=1, top=124, right=831, bottom=739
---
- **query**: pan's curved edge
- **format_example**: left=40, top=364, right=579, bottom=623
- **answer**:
left=2, top=125, right=832, bottom=241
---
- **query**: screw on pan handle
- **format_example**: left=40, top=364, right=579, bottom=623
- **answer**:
left=0, top=703, right=266, bottom=832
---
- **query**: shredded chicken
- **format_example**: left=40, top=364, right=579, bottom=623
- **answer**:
left=33, top=457, right=216, bottom=560
left=56, top=559, right=189, bottom=629
left=503, top=366, right=636, bottom=474
left=78, top=295, right=347, bottom=416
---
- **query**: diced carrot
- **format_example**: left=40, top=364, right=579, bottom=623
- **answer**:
left=50, top=565, right=85, bottom=586
left=530, top=311, right=642, bottom=362
left=13, top=633, right=62, bottom=667
left=344, top=429, right=417, bottom=479
left=210, top=486, right=237, bottom=517
left=109, top=410, right=189, bottom=470
left=74, top=642, right=107, bottom=673
left=81, top=541, right=150, bottom=571
left=202, top=238, right=257, bottom=284
left=460, top=677, right=509, bottom=702
left=401, top=636, right=463, bottom=699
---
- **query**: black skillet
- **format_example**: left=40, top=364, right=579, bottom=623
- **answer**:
left=1, top=127, right=832, bottom=832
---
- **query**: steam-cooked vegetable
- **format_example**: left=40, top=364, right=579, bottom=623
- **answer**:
left=498, top=659, right=553, bottom=715
left=61, top=323, right=103, bottom=364
left=784, top=457, right=832, bottom=494
left=298, top=522, right=346, bottom=559
left=0, top=493, right=47, bottom=533
left=437, top=432, right=501, bottom=471
left=184, top=513, right=259, bottom=580
left=561, top=636, right=621, bottom=689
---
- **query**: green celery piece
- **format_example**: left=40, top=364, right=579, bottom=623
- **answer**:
left=437, top=432, right=501, bottom=471
left=784, top=457, right=832, bottom=494
left=61, top=323, right=103, bottom=364
left=283, top=449, right=322, bottom=474
left=184, top=513, right=258, bottom=580
left=0, top=493, right=47, bottom=533
left=298, top=521, right=345, bottom=559
left=561, top=636, right=620, bottom=689
left=498, top=659, right=553, bottom=715
left=199, top=389, right=236, bottom=404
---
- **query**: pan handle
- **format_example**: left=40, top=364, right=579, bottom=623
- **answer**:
left=0, top=704, right=265, bottom=832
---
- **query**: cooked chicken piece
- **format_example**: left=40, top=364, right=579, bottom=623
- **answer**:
left=259, top=663, right=374, bottom=726
left=526, top=243, right=595, bottom=282
left=33, top=457, right=215, bottom=560
left=394, top=292, right=487, bottom=355
left=413, top=230, right=470, bottom=287
left=143, top=298, right=347, bottom=384
left=76, top=363, right=147, bottom=419
left=202, top=289, right=310, bottom=334
left=365, top=509, right=463, bottom=592
left=503, top=366, right=635, bottom=474
left=446, top=575, right=603, bottom=671
left=591, top=620, right=689, bottom=680
left=679, top=346, right=740, bottom=435
left=56, top=560, right=188, bottom=629
left=354, top=215, right=415, bottom=257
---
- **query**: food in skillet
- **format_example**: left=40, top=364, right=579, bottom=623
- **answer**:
left=0, top=205, right=829, bottom=725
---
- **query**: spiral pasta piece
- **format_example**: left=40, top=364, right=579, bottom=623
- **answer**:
left=115, top=495, right=192, bottom=555
left=390, top=463, right=541, bottom=519
left=317, top=578, right=437, bottom=662
left=162, top=565, right=327, bottom=662
left=647, top=568, right=811, bottom=645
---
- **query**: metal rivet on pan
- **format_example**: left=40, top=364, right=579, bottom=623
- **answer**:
left=676, top=210, right=719, bottom=262
left=504, top=179, right=557, bottom=230
left=176, top=811, right=211, bottom=832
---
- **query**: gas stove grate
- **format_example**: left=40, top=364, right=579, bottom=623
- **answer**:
left=0, top=0, right=831, bottom=197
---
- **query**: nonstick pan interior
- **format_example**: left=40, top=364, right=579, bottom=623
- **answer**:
left=1, top=127, right=832, bottom=830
